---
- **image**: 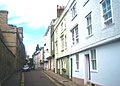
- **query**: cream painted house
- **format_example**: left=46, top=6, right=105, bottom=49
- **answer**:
left=54, top=4, right=71, bottom=78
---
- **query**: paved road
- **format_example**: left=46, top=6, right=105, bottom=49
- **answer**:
left=24, top=70, right=57, bottom=86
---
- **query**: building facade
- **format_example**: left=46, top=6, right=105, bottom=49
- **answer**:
left=68, top=0, right=120, bottom=85
left=43, top=0, right=120, bottom=85
left=0, top=10, right=26, bottom=84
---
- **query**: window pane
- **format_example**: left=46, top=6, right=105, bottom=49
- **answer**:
left=86, top=13, right=92, bottom=35
left=108, top=10, right=112, bottom=18
left=102, top=1, right=106, bottom=10
left=103, top=13, right=108, bottom=20
left=106, top=0, right=110, bottom=6
left=72, top=30, right=74, bottom=37
left=71, top=3, right=77, bottom=18
left=76, top=54, right=79, bottom=69
left=93, top=60, right=97, bottom=70
left=107, top=5, right=111, bottom=10
left=76, top=38, right=79, bottom=43
left=87, top=25, right=92, bottom=35
left=102, top=0, right=112, bottom=26
left=91, top=49, right=97, bottom=70
left=91, top=50, right=96, bottom=59
left=92, top=61, right=94, bottom=69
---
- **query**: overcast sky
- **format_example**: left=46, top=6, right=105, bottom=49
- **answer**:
left=0, top=0, right=69, bottom=57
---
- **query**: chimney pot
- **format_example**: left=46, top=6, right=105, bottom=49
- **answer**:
left=0, top=10, right=8, bottom=24
left=57, top=5, right=64, bottom=17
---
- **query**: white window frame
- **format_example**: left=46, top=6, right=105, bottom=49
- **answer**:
left=71, top=29, right=75, bottom=45
left=90, top=49, right=98, bottom=72
left=86, top=12, right=92, bottom=36
left=76, top=53, right=79, bottom=70
left=75, top=26, right=79, bottom=43
left=55, top=40, right=58, bottom=54
left=61, top=22, right=63, bottom=31
left=71, top=2, right=77, bottom=19
left=61, top=35, right=64, bottom=51
left=101, top=0, right=113, bottom=27
left=65, top=35, right=67, bottom=49
left=61, top=19, right=66, bottom=32
left=71, top=24, right=79, bottom=46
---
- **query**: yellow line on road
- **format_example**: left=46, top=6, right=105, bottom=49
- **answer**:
left=21, top=72, right=24, bottom=86
left=43, top=72, right=61, bottom=86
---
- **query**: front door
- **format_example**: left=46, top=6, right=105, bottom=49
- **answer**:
left=70, top=58, right=73, bottom=79
left=85, top=54, right=91, bottom=83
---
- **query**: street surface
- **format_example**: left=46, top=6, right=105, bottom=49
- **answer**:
left=24, top=69, right=57, bottom=86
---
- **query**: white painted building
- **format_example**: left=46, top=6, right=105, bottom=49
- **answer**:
left=44, top=0, right=120, bottom=85
left=43, top=26, right=54, bottom=70
left=67, top=0, right=120, bottom=86
left=33, top=51, right=41, bottom=69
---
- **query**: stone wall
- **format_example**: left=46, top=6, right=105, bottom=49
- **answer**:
left=0, top=37, right=16, bottom=84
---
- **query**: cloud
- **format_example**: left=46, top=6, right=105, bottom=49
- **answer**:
left=0, top=0, right=69, bottom=57
left=0, top=0, right=57, bottom=29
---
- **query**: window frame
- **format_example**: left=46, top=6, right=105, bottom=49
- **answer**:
left=71, top=29, right=75, bottom=45
left=71, top=24, right=79, bottom=46
left=65, top=35, right=67, bottom=49
left=100, top=0, right=113, bottom=27
left=86, top=12, right=92, bottom=36
left=61, top=22, right=63, bottom=31
left=76, top=53, right=79, bottom=70
left=61, top=35, right=64, bottom=52
left=90, top=49, right=98, bottom=72
left=71, top=2, right=77, bottom=20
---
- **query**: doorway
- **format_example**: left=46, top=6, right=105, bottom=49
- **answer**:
left=85, top=54, right=91, bottom=81
left=70, top=58, right=73, bottom=79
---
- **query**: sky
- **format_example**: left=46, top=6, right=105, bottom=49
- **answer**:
left=0, top=0, right=69, bottom=57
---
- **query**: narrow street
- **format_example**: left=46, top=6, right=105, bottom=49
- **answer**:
left=24, top=69, right=58, bottom=86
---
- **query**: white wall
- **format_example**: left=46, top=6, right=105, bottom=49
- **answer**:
left=34, top=53, right=40, bottom=69
left=91, top=40, right=120, bottom=86
left=70, top=54, right=85, bottom=79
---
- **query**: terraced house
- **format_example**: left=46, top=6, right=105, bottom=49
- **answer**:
left=43, top=0, right=120, bottom=85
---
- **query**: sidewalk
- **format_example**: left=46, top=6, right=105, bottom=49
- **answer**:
left=43, top=70, right=80, bottom=86
left=2, top=69, right=80, bottom=86
left=1, top=72, right=21, bottom=86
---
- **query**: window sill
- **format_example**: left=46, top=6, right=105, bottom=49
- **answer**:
left=102, top=23, right=115, bottom=30
left=86, top=34, right=93, bottom=39
left=75, top=70, right=79, bottom=72
left=91, top=70, right=98, bottom=73
left=71, top=43, right=79, bottom=47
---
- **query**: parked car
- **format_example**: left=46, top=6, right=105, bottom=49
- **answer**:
left=22, top=64, right=30, bottom=72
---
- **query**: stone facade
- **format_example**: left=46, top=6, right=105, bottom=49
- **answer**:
left=0, top=30, right=16, bottom=84
left=0, top=10, right=26, bottom=84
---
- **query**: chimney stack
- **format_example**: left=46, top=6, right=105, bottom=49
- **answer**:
left=57, top=5, right=64, bottom=18
left=0, top=10, right=8, bottom=24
